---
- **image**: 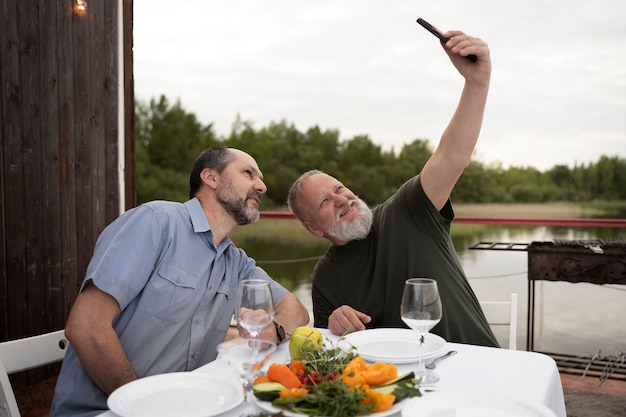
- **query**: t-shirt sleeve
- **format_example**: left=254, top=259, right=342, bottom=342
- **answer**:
left=393, top=175, right=454, bottom=232
left=82, top=205, right=165, bottom=310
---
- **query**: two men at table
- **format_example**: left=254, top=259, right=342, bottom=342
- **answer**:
left=288, top=29, right=499, bottom=347
left=52, top=24, right=497, bottom=417
left=50, top=146, right=310, bottom=416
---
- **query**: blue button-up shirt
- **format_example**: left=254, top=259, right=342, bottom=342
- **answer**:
left=50, top=198, right=288, bottom=417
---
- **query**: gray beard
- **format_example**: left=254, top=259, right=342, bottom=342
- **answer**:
left=324, top=198, right=373, bottom=242
left=217, top=180, right=260, bottom=226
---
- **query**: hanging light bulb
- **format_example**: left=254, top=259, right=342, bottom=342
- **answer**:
left=75, top=0, right=87, bottom=13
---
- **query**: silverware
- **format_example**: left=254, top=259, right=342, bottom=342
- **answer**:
left=425, top=350, right=457, bottom=370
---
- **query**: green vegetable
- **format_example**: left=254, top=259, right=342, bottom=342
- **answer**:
left=253, top=382, right=288, bottom=402
left=371, top=372, right=421, bottom=403
left=297, top=338, right=358, bottom=377
left=272, top=379, right=374, bottom=417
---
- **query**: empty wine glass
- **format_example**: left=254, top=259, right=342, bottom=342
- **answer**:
left=236, top=279, right=275, bottom=341
left=218, top=338, right=277, bottom=415
left=400, top=278, right=442, bottom=385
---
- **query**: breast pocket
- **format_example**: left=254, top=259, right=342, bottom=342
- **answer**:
left=143, top=262, right=199, bottom=322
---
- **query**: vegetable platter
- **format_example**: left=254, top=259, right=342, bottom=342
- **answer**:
left=251, top=337, right=421, bottom=417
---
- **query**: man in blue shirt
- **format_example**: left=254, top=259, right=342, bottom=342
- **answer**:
left=50, top=145, right=310, bottom=416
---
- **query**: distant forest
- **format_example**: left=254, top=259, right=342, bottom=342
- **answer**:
left=135, top=95, right=626, bottom=208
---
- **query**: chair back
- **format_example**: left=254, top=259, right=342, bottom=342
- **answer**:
left=0, top=330, right=68, bottom=417
left=480, top=293, right=518, bottom=350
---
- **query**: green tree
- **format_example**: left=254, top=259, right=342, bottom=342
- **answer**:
left=135, top=95, right=218, bottom=203
left=134, top=95, right=626, bottom=207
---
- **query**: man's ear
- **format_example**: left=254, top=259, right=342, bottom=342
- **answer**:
left=303, top=222, right=324, bottom=238
left=201, top=168, right=218, bottom=190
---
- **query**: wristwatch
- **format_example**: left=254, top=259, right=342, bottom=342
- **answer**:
left=273, top=321, right=286, bottom=345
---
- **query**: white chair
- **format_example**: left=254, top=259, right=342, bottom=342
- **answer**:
left=0, top=330, right=69, bottom=417
left=480, top=293, right=518, bottom=350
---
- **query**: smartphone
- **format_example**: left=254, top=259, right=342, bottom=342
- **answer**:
left=416, top=18, right=448, bottom=43
left=416, top=18, right=477, bottom=62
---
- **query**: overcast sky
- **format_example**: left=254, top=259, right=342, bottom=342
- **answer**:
left=133, top=0, right=626, bottom=171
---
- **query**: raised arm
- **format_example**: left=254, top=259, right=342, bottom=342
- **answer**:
left=420, top=31, right=491, bottom=210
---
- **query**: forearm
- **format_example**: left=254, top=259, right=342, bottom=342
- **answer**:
left=65, top=282, right=137, bottom=394
left=273, top=293, right=311, bottom=340
left=67, top=323, right=137, bottom=394
left=439, top=80, right=490, bottom=168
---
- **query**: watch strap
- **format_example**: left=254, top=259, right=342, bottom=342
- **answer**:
left=273, top=321, right=285, bottom=345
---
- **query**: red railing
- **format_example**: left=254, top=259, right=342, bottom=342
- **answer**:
left=260, top=211, right=626, bottom=228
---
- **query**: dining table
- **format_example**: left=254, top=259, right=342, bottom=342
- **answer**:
left=98, top=328, right=567, bottom=417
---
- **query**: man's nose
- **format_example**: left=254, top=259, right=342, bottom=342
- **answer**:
left=333, top=194, right=349, bottom=206
left=256, top=179, right=267, bottom=194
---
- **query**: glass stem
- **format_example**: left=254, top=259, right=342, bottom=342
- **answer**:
left=418, top=333, right=426, bottom=372
left=241, top=376, right=252, bottom=412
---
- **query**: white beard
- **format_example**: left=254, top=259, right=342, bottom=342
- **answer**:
left=324, top=198, right=373, bottom=241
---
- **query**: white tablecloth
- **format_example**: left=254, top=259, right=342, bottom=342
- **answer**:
left=98, top=329, right=567, bottom=417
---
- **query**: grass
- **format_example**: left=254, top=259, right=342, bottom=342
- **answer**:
left=230, top=217, right=320, bottom=245
left=453, top=202, right=591, bottom=218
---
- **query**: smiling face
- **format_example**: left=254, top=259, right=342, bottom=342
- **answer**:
left=215, top=149, right=267, bottom=225
left=297, top=173, right=373, bottom=245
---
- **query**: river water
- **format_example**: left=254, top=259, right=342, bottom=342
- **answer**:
left=240, top=224, right=626, bottom=358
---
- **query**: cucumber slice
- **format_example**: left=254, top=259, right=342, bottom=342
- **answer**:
left=252, top=381, right=287, bottom=401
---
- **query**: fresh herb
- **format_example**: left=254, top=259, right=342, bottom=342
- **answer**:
left=273, top=379, right=375, bottom=417
left=297, top=337, right=358, bottom=378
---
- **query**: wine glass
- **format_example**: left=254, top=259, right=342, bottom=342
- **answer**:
left=218, top=338, right=277, bottom=415
left=236, top=279, right=275, bottom=341
left=400, top=278, right=442, bottom=385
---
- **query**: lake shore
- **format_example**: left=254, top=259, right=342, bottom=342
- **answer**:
left=453, top=202, right=591, bottom=218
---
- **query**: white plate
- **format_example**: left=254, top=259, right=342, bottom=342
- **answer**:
left=401, top=391, right=557, bottom=417
left=252, top=394, right=405, bottom=417
left=338, top=329, right=446, bottom=364
left=107, top=372, right=243, bottom=417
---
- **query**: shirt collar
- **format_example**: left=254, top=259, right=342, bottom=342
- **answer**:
left=185, top=198, right=211, bottom=233
left=185, top=197, right=234, bottom=252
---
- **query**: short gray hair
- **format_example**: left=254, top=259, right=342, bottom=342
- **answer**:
left=287, top=169, right=323, bottom=221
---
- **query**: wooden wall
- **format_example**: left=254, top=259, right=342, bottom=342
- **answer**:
left=0, top=0, right=134, bottom=351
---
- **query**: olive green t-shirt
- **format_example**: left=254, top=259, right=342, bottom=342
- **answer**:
left=311, top=175, right=500, bottom=347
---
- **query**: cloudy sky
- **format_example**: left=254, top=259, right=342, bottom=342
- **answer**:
left=133, top=0, right=626, bottom=171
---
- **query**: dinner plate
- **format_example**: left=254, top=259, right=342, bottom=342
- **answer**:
left=107, top=372, right=243, bottom=417
left=338, top=329, right=446, bottom=364
left=252, top=395, right=405, bottom=417
left=401, top=391, right=557, bottom=417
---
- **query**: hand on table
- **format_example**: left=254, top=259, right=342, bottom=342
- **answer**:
left=328, top=305, right=371, bottom=335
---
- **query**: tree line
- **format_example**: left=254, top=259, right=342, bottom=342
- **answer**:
left=135, top=95, right=626, bottom=208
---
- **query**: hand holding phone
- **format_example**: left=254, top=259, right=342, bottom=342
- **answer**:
left=416, top=18, right=477, bottom=62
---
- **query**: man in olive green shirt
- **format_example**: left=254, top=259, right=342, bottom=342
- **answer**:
left=288, top=28, right=499, bottom=347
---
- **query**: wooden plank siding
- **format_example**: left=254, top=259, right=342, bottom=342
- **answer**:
left=0, top=0, right=134, bottom=372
